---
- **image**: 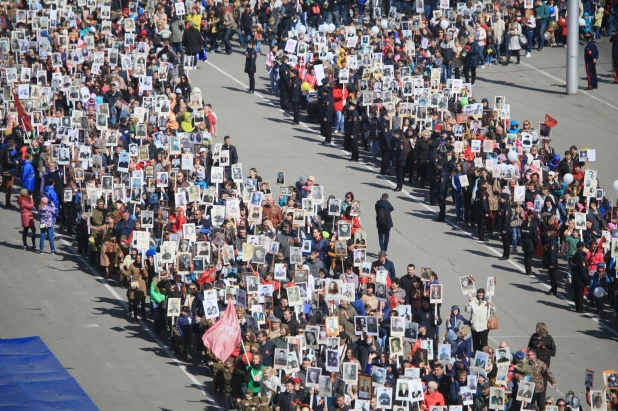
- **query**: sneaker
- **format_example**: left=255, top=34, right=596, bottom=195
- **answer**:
left=525, top=52, right=531, bottom=57
left=481, top=65, right=486, bottom=69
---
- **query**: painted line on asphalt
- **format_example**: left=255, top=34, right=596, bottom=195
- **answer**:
left=59, top=238, right=222, bottom=407
left=198, top=57, right=618, bottom=340
left=519, top=61, right=618, bottom=112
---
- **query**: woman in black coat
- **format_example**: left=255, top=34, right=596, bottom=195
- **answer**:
left=182, top=21, right=203, bottom=67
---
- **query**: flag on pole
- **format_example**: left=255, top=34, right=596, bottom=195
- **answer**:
left=202, top=298, right=241, bottom=362
left=544, top=114, right=558, bottom=128
left=12, top=92, right=33, bottom=132
left=196, top=267, right=217, bottom=286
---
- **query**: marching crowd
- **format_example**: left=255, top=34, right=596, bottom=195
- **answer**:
left=1, top=0, right=618, bottom=410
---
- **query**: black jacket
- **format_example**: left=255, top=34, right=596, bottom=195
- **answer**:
left=344, top=109, right=360, bottom=137
left=222, top=143, right=239, bottom=165
left=182, top=27, right=203, bottom=54
left=245, top=48, right=257, bottom=73
left=496, top=202, right=512, bottom=232
left=291, top=77, right=301, bottom=103
left=520, top=218, right=539, bottom=253
left=393, top=137, right=406, bottom=167
left=279, top=62, right=291, bottom=89
left=321, top=87, right=334, bottom=122
left=543, top=235, right=559, bottom=269
left=416, top=137, right=430, bottom=163
left=570, top=250, right=588, bottom=288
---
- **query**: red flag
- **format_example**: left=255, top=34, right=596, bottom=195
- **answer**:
left=544, top=114, right=558, bottom=128
left=13, top=92, right=33, bottom=132
left=196, top=267, right=217, bottom=285
left=410, top=338, right=422, bottom=355
left=202, top=298, right=241, bottom=362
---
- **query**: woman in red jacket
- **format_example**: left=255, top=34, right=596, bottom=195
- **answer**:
left=332, top=86, right=346, bottom=136
left=421, top=381, right=446, bottom=410
left=17, top=189, right=36, bottom=250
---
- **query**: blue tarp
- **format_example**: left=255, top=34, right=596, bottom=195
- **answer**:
left=0, top=336, right=99, bottom=410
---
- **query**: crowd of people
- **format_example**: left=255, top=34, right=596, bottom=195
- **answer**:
left=1, top=0, right=618, bottom=410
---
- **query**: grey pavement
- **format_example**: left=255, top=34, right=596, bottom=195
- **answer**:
left=0, top=215, right=223, bottom=410
left=190, top=42, right=618, bottom=400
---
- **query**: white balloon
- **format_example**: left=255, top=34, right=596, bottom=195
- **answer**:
left=328, top=23, right=336, bottom=32
left=440, top=19, right=449, bottom=29
left=318, top=24, right=325, bottom=32
left=613, top=180, right=618, bottom=191
left=593, top=287, right=606, bottom=299
left=507, top=151, right=518, bottom=162
left=371, top=26, right=380, bottom=35
left=298, top=25, right=307, bottom=34
left=326, top=52, right=334, bottom=61
left=498, top=163, right=507, bottom=173
left=380, top=19, right=388, bottom=29
left=579, top=18, right=586, bottom=26
left=563, top=173, right=574, bottom=184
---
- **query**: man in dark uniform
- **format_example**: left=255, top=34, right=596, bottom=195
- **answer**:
left=435, top=156, right=449, bottom=221
left=345, top=100, right=360, bottom=161
left=245, top=40, right=257, bottom=93
left=415, top=131, right=430, bottom=188
left=571, top=242, right=588, bottom=312
left=496, top=193, right=513, bottom=260
left=378, top=108, right=391, bottom=175
left=321, top=79, right=334, bottom=144
left=427, top=139, right=441, bottom=205
left=584, top=33, right=598, bottom=90
left=392, top=129, right=405, bottom=190
left=610, top=29, right=618, bottom=83
left=290, top=69, right=301, bottom=124
left=278, top=55, right=291, bottom=109
left=544, top=227, right=559, bottom=295
left=520, top=210, right=538, bottom=274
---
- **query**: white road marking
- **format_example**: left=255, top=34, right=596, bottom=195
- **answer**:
left=195, top=57, right=618, bottom=340
left=60, top=239, right=222, bottom=407
left=84, top=324, right=100, bottom=328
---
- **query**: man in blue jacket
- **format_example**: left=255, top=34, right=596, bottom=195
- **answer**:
left=44, top=178, right=59, bottom=221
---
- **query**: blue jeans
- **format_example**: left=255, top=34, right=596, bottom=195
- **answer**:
left=454, top=190, right=464, bottom=220
left=524, top=30, right=534, bottom=53
left=441, top=64, right=452, bottom=83
left=370, top=139, right=379, bottom=159
left=237, top=28, right=247, bottom=47
left=269, top=66, right=279, bottom=93
left=510, top=227, right=520, bottom=250
left=594, top=26, right=601, bottom=40
left=40, top=225, right=55, bottom=252
left=334, top=111, right=344, bottom=132
left=608, top=14, right=615, bottom=37
left=536, top=20, right=548, bottom=48
left=424, top=4, right=432, bottom=19
left=339, top=4, right=349, bottom=25
left=378, top=228, right=391, bottom=251
left=330, top=9, right=341, bottom=26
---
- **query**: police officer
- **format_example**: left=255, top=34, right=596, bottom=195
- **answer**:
left=378, top=108, right=391, bottom=175
left=584, top=33, right=598, bottom=90
left=416, top=131, right=431, bottom=188
left=392, top=129, right=405, bottom=191
left=544, top=227, right=560, bottom=295
left=496, top=193, right=513, bottom=260
left=321, top=79, right=334, bottom=144
left=435, top=157, right=449, bottom=221
left=520, top=210, right=539, bottom=274
left=427, top=139, right=441, bottom=205
left=290, top=69, right=301, bottom=124
left=571, top=241, right=588, bottom=312
left=345, top=99, right=360, bottom=161
left=278, top=55, right=291, bottom=109
left=475, top=181, right=490, bottom=242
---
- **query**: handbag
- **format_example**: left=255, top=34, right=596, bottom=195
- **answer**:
left=311, top=4, right=320, bottom=13
left=130, top=280, right=139, bottom=290
left=519, top=34, right=527, bottom=46
left=487, top=305, right=499, bottom=330
left=198, top=48, right=208, bottom=61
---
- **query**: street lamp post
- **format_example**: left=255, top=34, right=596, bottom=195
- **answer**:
left=566, top=0, right=579, bottom=94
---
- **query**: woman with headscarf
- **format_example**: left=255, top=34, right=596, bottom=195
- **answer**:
left=17, top=189, right=36, bottom=250
left=180, top=112, right=195, bottom=132
left=38, top=196, right=57, bottom=254
left=120, top=253, right=148, bottom=320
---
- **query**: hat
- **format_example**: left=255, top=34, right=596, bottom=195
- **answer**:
left=576, top=241, right=585, bottom=248
left=430, top=139, right=440, bottom=148
left=321, top=78, right=330, bottom=85
left=418, top=322, right=428, bottom=328
left=43, top=141, right=51, bottom=147
left=271, top=317, right=281, bottom=323
left=480, top=381, right=491, bottom=389
left=393, top=128, right=402, bottom=134
left=199, top=147, right=207, bottom=152
left=514, top=351, right=525, bottom=360
left=146, top=249, right=156, bottom=257
left=598, top=262, right=605, bottom=269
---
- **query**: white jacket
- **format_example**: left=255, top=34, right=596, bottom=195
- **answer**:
left=465, top=298, right=491, bottom=332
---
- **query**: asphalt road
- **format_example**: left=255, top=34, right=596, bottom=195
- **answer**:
left=0, top=213, right=224, bottom=410
left=190, top=39, right=618, bottom=400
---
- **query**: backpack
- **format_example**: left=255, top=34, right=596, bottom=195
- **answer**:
left=376, top=206, right=389, bottom=230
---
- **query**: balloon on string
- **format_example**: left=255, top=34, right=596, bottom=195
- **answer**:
left=563, top=173, right=574, bottom=184
left=507, top=151, right=518, bottom=163
left=298, top=25, right=307, bottom=34
left=318, top=24, right=325, bottom=32
left=371, top=26, right=380, bottom=35
left=548, top=6, right=555, bottom=14
left=328, top=23, right=336, bottom=32
left=326, top=52, right=334, bottom=61
left=579, top=18, right=586, bottom=26
left=440, top=19, right=449, bottom=29
left=301, top=82, right=311, bottom=92
left=613, top=180, right=618, bottom=191
left=380, top=19, right=388, bottom=29
left=593, top=287, right=606, bottom=299
left=558, top=17, right=566, bottom=26
left=543, top=32, right=552, bottom=41
left=499, top=163, right=507, bottom=174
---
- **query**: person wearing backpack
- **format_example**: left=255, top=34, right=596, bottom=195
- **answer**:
left=375, top=193, right=394, bottom=252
